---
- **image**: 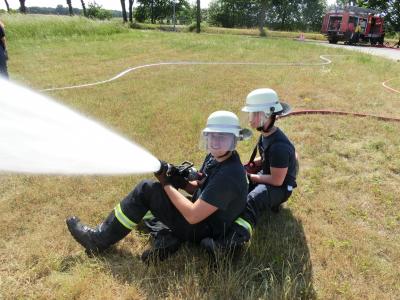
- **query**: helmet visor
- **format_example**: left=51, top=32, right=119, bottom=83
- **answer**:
left=200, top=132, right=237, bottom=152
left=249, top=111, right=268, bottom=128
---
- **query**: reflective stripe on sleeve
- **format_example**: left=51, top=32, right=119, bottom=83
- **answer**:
left=235, top=217, right=253, bottom=236
left=114, top=203, right=136, bottom=230
left=142, top=210, right=154, bottom=220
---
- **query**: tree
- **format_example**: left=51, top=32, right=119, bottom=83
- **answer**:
left=3, top=0, right=10, bottom=12
left=301, top=0, right=326, bottom=31
left=207, top=0, right=325, bottom=31
left=208, top=0, right=259, bottom=28
left=135, top=0, right=154, bottom=23
left=258, top=0, right=269, bottom=36
left=121, top=0, right=128, bottom=22
left=66, top=0, right=73, bottom=16
left=129, top=0, right=134, bottom=22
left=196, top=0, right=201, bottom=32
left=134, top=0, right=191, bottom=24
left=80, top=0, right=87, bottom=17
left=19, top=0, right=27, bottom=13
left=389, top=0, right=400, bottom=32
left=268, top=0, right=302, bottom=30
left=177, top=2, right=196, bottom=25
left=55, top=4, right=66, bottom=15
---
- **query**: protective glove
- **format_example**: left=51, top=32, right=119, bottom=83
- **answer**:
left=154, top=160, right=171, bottom=187
left=244, top=162, right=261, bottom=174
left=169, top=175, right=188, bottom=190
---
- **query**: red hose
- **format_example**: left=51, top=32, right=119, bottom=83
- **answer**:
left=382, top=78, right=400, bottom=94
left=280, top=109, right=400, bottom=123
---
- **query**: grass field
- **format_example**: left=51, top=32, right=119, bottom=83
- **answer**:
left=1, top=14, right=400, bottom=299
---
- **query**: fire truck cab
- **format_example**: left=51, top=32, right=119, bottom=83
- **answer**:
left=321, top=6, right=385, bottom=45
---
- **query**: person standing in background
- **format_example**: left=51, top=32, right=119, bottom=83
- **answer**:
left=354, top=21, right=362, bottom=44
left=0, top=19, right=9, bottom=78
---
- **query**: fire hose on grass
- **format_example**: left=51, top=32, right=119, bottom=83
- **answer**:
left=40, top=55, right=334, bottom=92
left=42, top=54, right=400, bottom=125
left=382, top=77, right=400, bottom=94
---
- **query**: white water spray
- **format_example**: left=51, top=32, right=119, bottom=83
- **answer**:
left=0, top=78, right=160, bottom=175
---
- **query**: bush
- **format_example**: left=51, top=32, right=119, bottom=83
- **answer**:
left=188, top=22, right=206, bottom=32
left=86, top=2, right=112, bottom=20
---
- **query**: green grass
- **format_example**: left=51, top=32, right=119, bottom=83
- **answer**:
left=1, top=14, right=129, bottom=40
left=1, top=14, right=400, bottom=299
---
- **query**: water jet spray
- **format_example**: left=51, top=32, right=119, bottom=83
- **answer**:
left=0, top=78, right=160, bottom=175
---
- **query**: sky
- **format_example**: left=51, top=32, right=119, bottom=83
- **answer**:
left=0, top=0, right=337, bottom=11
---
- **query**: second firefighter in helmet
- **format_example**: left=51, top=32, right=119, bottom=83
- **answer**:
left=200, top=90, right=298, bottom=257
left=243, top=88, right=291, bottom=133
left=242, top=88, right=297, bottom=219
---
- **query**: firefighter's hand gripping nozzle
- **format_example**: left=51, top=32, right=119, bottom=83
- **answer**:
left=154, top=160, right=201, bottom=189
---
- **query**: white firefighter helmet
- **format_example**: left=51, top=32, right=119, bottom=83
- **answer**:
left=203, top=111, right=241, bottom=137
left=200, top=111, right=251, bottom=152
left=242, top=88, right=291, bottom=116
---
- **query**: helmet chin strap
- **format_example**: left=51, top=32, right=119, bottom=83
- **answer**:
left=257, top=115, right=276, bottom=133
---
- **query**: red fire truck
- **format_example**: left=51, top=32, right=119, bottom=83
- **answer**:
left=321, top=6, right=385, bottom=45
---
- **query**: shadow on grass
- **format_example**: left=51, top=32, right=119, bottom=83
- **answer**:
left=94, top=207, right=314, bottom=298
left=193, top=207, right=315, bottom=299
left=245, top=207, right=316, bottom=299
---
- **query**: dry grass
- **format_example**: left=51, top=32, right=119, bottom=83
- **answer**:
left=1, top=15, right=400, bottom=299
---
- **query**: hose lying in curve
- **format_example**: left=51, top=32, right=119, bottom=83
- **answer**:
left=40, top=54, right=400, bottom=123
left=382, top=78, right=400, bottom=94
left=40, top=55, right=334, bottom=92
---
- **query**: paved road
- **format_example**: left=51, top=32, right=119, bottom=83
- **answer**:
left=311, top=41, right=400, bottom=61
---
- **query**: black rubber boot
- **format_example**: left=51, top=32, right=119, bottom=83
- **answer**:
left=200, top=223, right=250, bottom=265
left=66, top=210, right=131, bottom=254
left=271, top=204, right=281, bottom=213
left=141, top=230, right=181, bottom=263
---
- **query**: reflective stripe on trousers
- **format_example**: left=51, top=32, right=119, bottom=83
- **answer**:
left=114, top=203, right=136, bottom=230
left=235, top=217, right=253, bottom=236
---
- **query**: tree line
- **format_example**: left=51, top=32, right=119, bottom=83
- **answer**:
left=207, top=0, right=326, bottom=32
left=2, top=0, right=119, bottom=19
left=1, top=0, right=195, bottom=24
left=206, top=0, right=400, bottom=33
left=4, top=0, right=400, bottom=33
left=2, top=0, right=84, bottom=15
left=2, top=0, right=203, bottom=32
left=23, top=5, right=122, bottom=19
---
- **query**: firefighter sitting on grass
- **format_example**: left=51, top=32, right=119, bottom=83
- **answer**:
left=66, top=111, right=250, bottom=261
left=201, top=88, right=298, bottom=255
